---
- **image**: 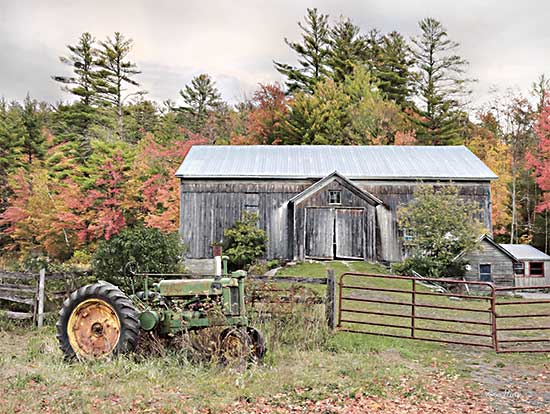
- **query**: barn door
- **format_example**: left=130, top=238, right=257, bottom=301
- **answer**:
left=335, top=208, right=365, bottom=259
left=305, top=208, right=334, bottom=259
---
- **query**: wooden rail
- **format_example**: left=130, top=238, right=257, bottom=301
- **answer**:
left=0, top=269, right=89, bottom=326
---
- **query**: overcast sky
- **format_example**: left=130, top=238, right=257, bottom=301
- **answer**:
left=1, top=0, right=549, bottom=108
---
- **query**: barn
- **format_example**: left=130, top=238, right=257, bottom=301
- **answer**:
left=176, top=145, right=497, bottom=268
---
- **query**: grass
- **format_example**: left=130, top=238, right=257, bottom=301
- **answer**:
left=0, top=260, right=548, bottom=413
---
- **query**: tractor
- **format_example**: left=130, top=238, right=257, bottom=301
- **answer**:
left=56, top=263, right=266, bottom=363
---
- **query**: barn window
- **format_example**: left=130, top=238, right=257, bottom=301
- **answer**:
left=244, top=193, right=259, bottom=213
left=529, top=262, right=544, bottom=277
left=513, top=262, right=524, bottom=276
left=479, top=264, right=492, bottom=282
left=328, top=190, right=341, bottom=205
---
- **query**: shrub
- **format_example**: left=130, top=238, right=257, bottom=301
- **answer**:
left=397, top=185, right=484, bottom=278
left=223, top=212, right=267, bottom=270
left=92, top=225, right=184, bottom=292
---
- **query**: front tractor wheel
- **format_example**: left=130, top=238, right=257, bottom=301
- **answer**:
left=56, top=282, right=139, bottom=360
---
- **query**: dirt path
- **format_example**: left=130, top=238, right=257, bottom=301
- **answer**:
left=461, top=352, right=550, bottom=413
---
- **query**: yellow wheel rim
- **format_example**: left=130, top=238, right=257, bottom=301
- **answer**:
left=67, top=298, right=121, bottom=359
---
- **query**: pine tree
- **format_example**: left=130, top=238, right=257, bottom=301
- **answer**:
left=411, top=18, right=472, bottom=145
left=178, top=74, right=222, bottom=131
left=20, top=94, right=46, bottom=167
left=274, top=8, right=330, bottom=93
left=326, top=18, right=369, bottom=82
left=375, top=31, right=416, bottom=108
left=95, top=32, right=141, bottom=140
left=52, top=32, right=98, bottom=106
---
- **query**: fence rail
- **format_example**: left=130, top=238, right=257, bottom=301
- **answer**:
left=337, top=272, right=550, bottom=353
left=0, top=269, right=89, bottom=326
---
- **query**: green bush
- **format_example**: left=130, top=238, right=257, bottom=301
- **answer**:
left=92, top=225, right=184, bottom=292
left=223, top=212, right=267, bottom=270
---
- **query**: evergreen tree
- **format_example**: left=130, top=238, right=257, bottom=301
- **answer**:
left=95, top=32, right=141, bottom=140
left=326, top=18, right=369, bottom=82
left=411, top=18, right=472, bottom=145
left=52, top=32, right=98, bottom=106
left=178, top=74, right=222, bottom=130
left=274, top=8, right=330, bottom=93
left=20, top=94, right=46, bottom=166
left=375, top=31, right=416, bottom=108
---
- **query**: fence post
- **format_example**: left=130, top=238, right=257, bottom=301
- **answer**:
left=326, top=269, right=336, bottom=330
left=37, top=268, right=45, bottom=327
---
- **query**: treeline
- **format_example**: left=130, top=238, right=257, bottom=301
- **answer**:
left=0, top=8, right=549, bottom=269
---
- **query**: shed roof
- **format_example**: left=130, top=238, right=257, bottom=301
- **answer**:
left=500, top=244, right=550, bottom=261
left=175, top=145, right=497, bottom=180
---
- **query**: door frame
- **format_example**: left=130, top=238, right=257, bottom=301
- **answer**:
left=304, top=206, right=366, bottom=260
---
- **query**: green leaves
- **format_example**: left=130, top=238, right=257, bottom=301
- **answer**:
left=397, top=185, right=485, bottom=277
left=223, top=212, right=267, bottom=271
left=92, top=225, right=184, bottom=292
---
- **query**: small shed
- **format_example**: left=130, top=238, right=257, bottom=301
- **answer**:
left=500, top=244, right=550, bottom=287
left=457, top=235, right=517, bottom=287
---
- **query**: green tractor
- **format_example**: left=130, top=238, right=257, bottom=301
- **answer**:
left=56, top=264, right=266, bottom=363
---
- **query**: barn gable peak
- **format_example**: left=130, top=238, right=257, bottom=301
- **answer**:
left=289, top=171, right=383, bottom=206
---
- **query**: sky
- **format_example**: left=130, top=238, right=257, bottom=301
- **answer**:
left=1, top=0, right=549, bottom=108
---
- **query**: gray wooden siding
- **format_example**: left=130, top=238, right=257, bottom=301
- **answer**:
left=462, top=239, right=514, bottom=287
left=180, top=179, right=493, bottom=263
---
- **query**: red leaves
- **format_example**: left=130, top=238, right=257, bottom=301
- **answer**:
left=527, top=100, right=550, bottom=213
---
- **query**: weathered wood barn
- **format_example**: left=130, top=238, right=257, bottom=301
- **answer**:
left=176, top=145, right=497, bottom=264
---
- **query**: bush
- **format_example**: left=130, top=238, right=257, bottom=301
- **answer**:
left=223, top=212, right=267, bottom=270
left=92, top=225, right=184, bottom=292
left=393, top=254, right=466, bottom=279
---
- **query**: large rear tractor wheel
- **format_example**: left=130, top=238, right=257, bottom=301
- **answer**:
left=56, top=282, right=139, bottom=360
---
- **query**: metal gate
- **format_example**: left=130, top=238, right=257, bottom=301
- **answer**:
left=337, top=272, right=550, bottom=353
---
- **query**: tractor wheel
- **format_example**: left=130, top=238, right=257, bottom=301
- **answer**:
left=56, top=281, right=139, bottom=360
left=246, top=327, right=266, bottom=362
left=219, top=327, right=253, bottom=368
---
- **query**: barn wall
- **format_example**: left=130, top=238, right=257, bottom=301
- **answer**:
left=359, top=181, right=493, bottom=263
left=181, top=181, right=309, bottom=259
left=180, top=179, right=493, bottom=262
left=462, top=239, right=515, bottom=287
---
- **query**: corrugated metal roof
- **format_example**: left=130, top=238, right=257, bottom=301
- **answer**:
left=500, top=244, right=550, bottom=261
left=175, top=145, right=497, bottom=180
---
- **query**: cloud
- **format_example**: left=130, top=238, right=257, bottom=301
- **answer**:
left=1, top=0, right=549, bottom=107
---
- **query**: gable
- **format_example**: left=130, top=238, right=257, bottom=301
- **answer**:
left=455, top=234, right=518, bottom=262
left=289, top=171, right=383, bottom=207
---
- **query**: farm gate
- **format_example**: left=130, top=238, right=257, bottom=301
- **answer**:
left=336, top=272, right=550, bottom=353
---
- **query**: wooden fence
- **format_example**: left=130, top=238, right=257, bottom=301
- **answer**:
left=247, top=269, right=337, bottom=329
left=0, top=269, right=89, bottom=326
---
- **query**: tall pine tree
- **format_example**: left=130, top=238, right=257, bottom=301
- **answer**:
left=94, top=32, right=141, bottom=141
left=326, top=18, right=369, bottom=83
left=274, top=8, right=330, bottom=93
left=411, top=18, right=472, bottom=145
left=375, top=31, right=416, bottom=108
left=179, top=73, right=222, bottom=126
left=52, top=32, right=98, bottom=106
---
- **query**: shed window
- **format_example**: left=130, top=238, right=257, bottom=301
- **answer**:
left=479, top=264, right=492, bottom=282
left=513, top=262, right=524, bottom=276
left=328, top=190, right=341, bottom=205
left=529, top=262, right=544, bottom=277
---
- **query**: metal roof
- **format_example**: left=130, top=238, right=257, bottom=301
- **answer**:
left=175, top=145, right=497, bottom=180
left=500, top=244, right=550, bottom=261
